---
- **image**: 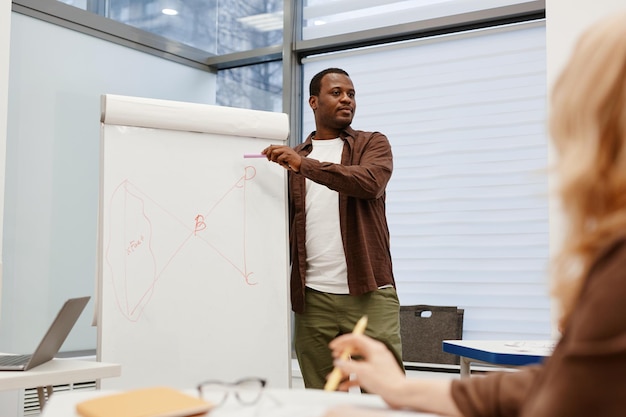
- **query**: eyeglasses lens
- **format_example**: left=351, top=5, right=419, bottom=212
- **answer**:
left=199, top=383, right=228, bottom=406
left=235, top=379, right=264, bottom=404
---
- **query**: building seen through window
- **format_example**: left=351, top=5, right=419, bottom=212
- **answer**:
left=216, top=62, right=283, bottom=112
left=58, top=0, right=282, bottom=54
left=56, top=0, right=283, bottom=111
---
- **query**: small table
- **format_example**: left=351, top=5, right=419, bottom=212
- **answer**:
left=442, top=340, right=555, bottom=378
left=0, top=358, right=121, bottom=409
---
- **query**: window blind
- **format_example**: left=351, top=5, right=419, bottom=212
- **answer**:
left=301, top=21, right=551, bottom=340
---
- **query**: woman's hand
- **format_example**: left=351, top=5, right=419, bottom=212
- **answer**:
left=327, top=334, right=461, bottom=416
left=328, top=334, right=407, bottom=407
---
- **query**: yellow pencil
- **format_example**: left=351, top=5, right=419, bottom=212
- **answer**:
left=324, top=315, right=368, bottom=391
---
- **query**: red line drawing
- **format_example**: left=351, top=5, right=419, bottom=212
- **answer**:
left=104, top=166, right=258, bottom=322
left=194, top=215, right=206, bottom=235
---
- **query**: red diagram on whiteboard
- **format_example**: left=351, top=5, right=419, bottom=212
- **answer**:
left=104, top=166, right=258, bottom=322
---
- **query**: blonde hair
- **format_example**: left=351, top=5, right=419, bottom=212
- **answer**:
left=550, top=12, right=626, bottom=328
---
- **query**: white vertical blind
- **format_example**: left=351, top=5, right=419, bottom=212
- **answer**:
left=302, top=21, right=551, bottom=340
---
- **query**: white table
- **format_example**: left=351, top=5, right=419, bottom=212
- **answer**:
left=442, top=340, right=555, bottom=378
left=42, top=387, right=438, bottom=417
left=0, top=359, right=121, bottom=409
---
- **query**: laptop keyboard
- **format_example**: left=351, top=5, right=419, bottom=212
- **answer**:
left=0, top=354, right=31, bottom=366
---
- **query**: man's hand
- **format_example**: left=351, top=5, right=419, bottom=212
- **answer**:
left=262, top=145, right=302, bottom=172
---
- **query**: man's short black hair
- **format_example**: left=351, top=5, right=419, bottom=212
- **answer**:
left=309, top=68, right=350, bottom=97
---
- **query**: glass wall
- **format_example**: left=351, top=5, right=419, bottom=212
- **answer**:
left=50, top=0, right=283, bottom=111
left=217, top=61, right=282, bottom=112
left=302, top=0, right=537, bottom=39
left=57, top=0, right=283, bottom=54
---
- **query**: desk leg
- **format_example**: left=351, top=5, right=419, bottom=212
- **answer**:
left=36, top=387, right=45, bottom=410
left=460, top=357, right=471, bottom=379
left=36, top=385, right=53, bottom=411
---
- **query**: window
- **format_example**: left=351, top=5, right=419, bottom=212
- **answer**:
left=56, top=0, right=283, bottom=54
left=15, top=0, right=285, bottom=111
left=302, top=0, right=538, bottom=39
left=302, top=21, right=551, bottom=340
left=217, top=61, right=283, bottom=112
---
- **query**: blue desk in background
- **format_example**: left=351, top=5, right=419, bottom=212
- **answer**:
left=442, top=340, right=555, bottom=378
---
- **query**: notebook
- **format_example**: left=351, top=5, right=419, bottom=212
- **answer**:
left=0, top=296, right=90, bottom=371
left=76, top=387, right=214, bottom=417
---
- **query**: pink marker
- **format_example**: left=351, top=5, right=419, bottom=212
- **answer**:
left=243, top=153, right=266, bottom=158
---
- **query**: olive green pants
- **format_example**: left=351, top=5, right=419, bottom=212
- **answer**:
left=294, top=287, right=404, bottom=389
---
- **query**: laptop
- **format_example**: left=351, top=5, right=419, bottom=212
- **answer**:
left=0, top=296, right=90, bottom=371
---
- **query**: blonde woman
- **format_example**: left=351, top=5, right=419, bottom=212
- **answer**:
left=323, top=11, right=626, bottom=417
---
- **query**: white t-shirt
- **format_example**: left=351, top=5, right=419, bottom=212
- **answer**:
left=304, top=138, right=349, bottom=294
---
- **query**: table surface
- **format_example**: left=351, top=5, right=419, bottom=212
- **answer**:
left=443, top=340, right=556, bottom=366
left=42, top=387, right=439, bottom=417
left=0, top=358, right=121, bottom=391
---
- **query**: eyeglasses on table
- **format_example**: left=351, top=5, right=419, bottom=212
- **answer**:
left=197, top=377, right=278, bottom=408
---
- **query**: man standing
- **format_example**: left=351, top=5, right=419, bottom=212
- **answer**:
left=263, top=67, right=403, bottom=389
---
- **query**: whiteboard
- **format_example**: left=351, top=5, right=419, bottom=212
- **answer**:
left=97, top=94, right=291, bottom=390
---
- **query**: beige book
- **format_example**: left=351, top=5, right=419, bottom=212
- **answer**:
left=76, top=387, right=213, bottom=417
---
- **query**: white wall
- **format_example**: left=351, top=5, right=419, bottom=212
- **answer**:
left=0, top=0, right=10, bottom=318
left=546, top=0, right=626, bottom=244
left=545, top=0, right=626, bottom=330
left=0, top=2, right=14, bottom=415
left=546, top=0, right=626, bottom=89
